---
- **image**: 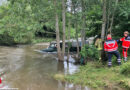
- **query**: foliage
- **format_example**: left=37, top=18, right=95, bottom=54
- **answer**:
left=0, top=0, right=54, bottom=45
left=119, top=79, right=130, bottom=89
left=0, top=32, right=15, bottom=45
left=80, top=45, right=99, bottom=60
left=120, top=62, right=130, bottom=76
left=0, top=0, right=129, bottom=45
left=86, top=5, right=102, bottom=37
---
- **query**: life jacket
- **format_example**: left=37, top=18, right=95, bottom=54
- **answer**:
left=120, top=36, right=130, bottom=48
left=104, top=40, right=118, bottom=52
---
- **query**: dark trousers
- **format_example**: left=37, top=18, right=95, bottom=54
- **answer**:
left=107, top=50, right=121, bottom=66
left=123, top=48, right=128, bottom=61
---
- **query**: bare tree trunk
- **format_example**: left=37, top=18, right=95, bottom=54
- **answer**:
left=62, top=0, right=66, bottom=60
left=67, top=20, right=71, bottom=61
left=101, top=0, right=107, bottom=41
left=72, top=0, right=80, bottom=59
left=81, top=0, right=86, bottom=47
left=101, top=0, right=107, bottom=62
left=106, top=0, right=111, bottom=35
left=109, top=0, right=118, bottom=34
left=54, top=0, right=62, bottom=61
left=75, top=23, right=80, bottom=58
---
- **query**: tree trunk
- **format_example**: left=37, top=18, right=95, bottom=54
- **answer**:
left=101, top=0, right=107, bottom=41
left=67, top=20, right=71, bottom=61
left=75, top=23, right=80, bottom=58
left=81, top=0, right=86, bottom=48
left=109, top=0, right=118, bottom=34
left=72, top=0, right=80, bottom=59
left=106, top=0, right=111, bottom=35
left=62, top=0, right=66, bottom=60
left=101, top=0, right=107, bottom=62
left=54, top=0, right=62, bottom=61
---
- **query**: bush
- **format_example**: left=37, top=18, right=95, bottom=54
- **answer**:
left=0, top=32, right=15, bottom=45
left=80, top=45, right=99, bottom=61
left=120, top=62, right=130, bottom=76
left=119, top=79, right=130, bottom=89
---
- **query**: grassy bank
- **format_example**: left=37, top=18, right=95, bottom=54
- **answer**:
left=32, top=38, right=54, bottom=44
left=0, top=36, right=54, bottom=46
left=54, top=60, right=130, bottom=90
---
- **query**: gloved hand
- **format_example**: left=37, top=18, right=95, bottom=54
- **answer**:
left=116, top=39, right=120, bottom=43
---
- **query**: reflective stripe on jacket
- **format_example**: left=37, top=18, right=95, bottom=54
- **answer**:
left=104, top=40, right=118, bottom=52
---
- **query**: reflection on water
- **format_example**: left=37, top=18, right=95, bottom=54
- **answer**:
left=0, top=45, right=90, bottom=90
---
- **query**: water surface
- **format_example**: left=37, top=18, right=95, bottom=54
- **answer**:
left=0, top=44, right=90, bottom=90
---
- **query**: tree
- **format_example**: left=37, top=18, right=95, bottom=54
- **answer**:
left=54, top=0, right=62, bottom=61
left=71, top=0, right=80, bottom=59
left=101, top=0, right=107, bottom=41
left=109, top=0, right=119, bottom=34
left=81, top=0, right=86, bottom=48
left=101, top=0, right=107, bottom=62
left=62, top=0, right=66, bottom=60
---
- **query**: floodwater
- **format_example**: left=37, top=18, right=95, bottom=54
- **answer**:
left=0, top=44, right=90, bottom=90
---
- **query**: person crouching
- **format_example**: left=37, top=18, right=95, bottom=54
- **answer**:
left=104, top=34, right=121, bottom=67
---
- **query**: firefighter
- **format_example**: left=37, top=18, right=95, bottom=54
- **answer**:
left=95, top=35, right=102, bottom=60
left=104, top=34, right=121, bottom=67
left=95, top=36, right=102, bottom=51
left=120, top=31, right=130, bottom=61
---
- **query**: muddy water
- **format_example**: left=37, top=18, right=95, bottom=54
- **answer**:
left=0, top=44, right=90, bottom=90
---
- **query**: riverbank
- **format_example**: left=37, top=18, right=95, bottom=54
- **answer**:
left=32, top=38, right=54, bottom=44
left=54, top=60, right=130, bottom=90
left=0, top=37, right=54, bottom=46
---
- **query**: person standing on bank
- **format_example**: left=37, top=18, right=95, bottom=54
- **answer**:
left=104, top=34, right=121, bottom=67
left=95, top=35, right=102, bottom=60
left=120, top=31, right=130, bottom=62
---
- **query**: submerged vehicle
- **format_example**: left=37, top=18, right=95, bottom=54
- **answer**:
left=41, top=39, right=89, bottom=53
left=42, top=42, right=57, bottom=52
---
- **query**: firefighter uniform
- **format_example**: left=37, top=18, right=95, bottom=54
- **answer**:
left=95, top=38, right=102, bottom=60
left=120, top=36, right=130, bottom=61
left=104, top=38, right=121, bottom=67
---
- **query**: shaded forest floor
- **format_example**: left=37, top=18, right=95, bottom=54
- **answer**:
left=54, top=58, right=130, bottom=90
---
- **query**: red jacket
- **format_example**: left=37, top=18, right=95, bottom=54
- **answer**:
left=0, top=77, right=1, bottom=84
left=104, top=40, right=118, bottom=52
left=120, top=36, right=130, bottom=48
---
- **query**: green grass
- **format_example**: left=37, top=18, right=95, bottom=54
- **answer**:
left=54, top=60, right=130, bottom=90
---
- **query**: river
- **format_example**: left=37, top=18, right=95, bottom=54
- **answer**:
left=0, top=44, right=90, bottom=90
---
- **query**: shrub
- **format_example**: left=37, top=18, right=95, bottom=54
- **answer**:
left=120, top=62, right=130, bottom=76
left=0, top=32, right=15, bottom=45
left=119, top=79, right=130, bottom=89
left=80, top=45, right=99, bottom=61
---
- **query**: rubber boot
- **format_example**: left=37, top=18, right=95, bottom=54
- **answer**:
left=118, top=59, right=121, bottom=65
left=124, top=57, right=127, bottom=62
left=108, top=62, right=112, bottom=68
